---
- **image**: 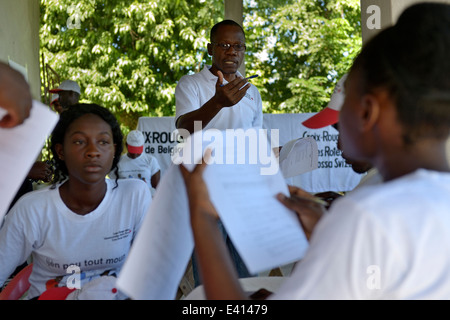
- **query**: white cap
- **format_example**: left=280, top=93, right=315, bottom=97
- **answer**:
left=126, top=130, right=145, bottom=154
left=49, top=80, right=81, bottom=95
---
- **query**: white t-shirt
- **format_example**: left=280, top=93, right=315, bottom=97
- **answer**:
left=354, top=168, right=383, bottom=190
left=175, top=65, right=263, bottom=130
left=110, top=153, right=160, bottom=190
left=271, top=169, right=450, bottom=299
left=0, top=179, right=151, bottom=299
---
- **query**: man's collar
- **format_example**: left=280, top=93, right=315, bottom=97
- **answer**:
left=202, top=65, right=242, bottom=85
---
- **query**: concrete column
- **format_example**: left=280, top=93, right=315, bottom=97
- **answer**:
left=224, top=0, right=246, bottom=76
left=224, top=0, right=243, bottom=25
left=0, top=0, right=41, bottom=100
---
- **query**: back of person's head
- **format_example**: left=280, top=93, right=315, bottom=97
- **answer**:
left=50, top=103, right=123, bottom=186
left=210, top=19, right=245, bottom=42
left=350, top=2, right=450, bottom=144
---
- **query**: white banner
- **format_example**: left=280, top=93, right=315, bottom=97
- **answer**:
left=263, top=113, right=362, bottom=193
left=137, top=114, right=364, bottom=193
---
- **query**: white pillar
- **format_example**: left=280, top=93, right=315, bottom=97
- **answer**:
left=0, top=0, right=41, bottom=100
left=224, top=0, right=243, bottom=25
left=224, top=0, right=246, bottom=76
left=361, top=0, right=450, bottom=44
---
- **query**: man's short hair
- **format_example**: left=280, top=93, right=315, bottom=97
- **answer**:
left=210, top=19, right=245, bottom=42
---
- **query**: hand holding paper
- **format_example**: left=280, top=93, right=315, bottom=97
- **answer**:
left=0, top=62, right=32, bottom=128
left=117, top=129, right=309, bottom=300
left=0, top=100, right=59, bottom=220
left=179, top=148, right=220, bottom=221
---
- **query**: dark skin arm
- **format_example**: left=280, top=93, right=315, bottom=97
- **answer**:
left=179, top=150, right=247, bottom=300
left=27, top=161, right=53, bottom=183
left=179, top=151, right=325, bottom=299
left=0, top=62, right=32, bottom=128
left=313, top=191, right=343, bottom=209
left=176, top=71, right=250, bottom=134
left=150, top=170, right=160, bottom=189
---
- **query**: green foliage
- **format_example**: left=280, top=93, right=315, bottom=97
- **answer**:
left=244, top=0, right=361, bottom=113
left=40, top=0, right=361, bottom=131
left=40, top=0, right=223, bottom=129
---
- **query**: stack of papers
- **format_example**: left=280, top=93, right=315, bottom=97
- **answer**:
left=117, top=129, right=309, bottom=300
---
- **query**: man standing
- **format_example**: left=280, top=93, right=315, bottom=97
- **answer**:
left=175, top=20, right=263, bottom=285
left=175, top=20, right=263, bottom=134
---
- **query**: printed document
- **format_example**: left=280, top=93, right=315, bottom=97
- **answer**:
left=0, top=101, right=59, bottom=221
left=117, top=129, right=308, bottom=300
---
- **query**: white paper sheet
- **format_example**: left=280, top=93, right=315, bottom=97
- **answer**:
left=205, top=160, right=308, bottom=274
left=279, top=137, right=318, bottom=178
left=116, top=164, right=194, bottom=300
left=117, top=129, right=308, bottom=300
left=0, top=100, right=59, bottom=221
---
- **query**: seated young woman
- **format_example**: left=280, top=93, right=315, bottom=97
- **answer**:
left=0, top=103, right=152, bottom=299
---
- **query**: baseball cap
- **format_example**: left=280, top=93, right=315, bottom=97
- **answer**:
left=302, top=74, right=348, bottom=129
left=126, top=130, right=145, bottom=154
left=50, top=94, right=59, bottom=105
left=49, top=80, right=81, bottom=95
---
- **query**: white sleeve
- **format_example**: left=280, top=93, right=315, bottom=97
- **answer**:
left=150, top=156, right=160, bottom=175
left=142, top=155, right=160, bottom=176
left=175, top=75, right=201, bottom=124
left=0, top=203, right=37, bottom=286
left=252, top=86, right=263, bottom=129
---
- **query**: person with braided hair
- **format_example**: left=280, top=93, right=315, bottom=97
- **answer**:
left=180, top=3, right=450, bottom=299
left=0, top=104, right=151, bottom=299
